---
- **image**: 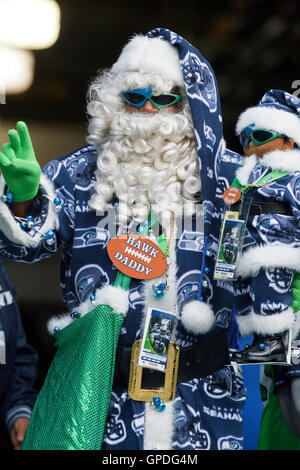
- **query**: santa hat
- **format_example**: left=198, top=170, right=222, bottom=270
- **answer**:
left=111, top=34, right=184, bottom=87
left=236, top=89, right=300, bottom=147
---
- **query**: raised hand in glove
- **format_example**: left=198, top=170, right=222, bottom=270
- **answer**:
left=0, top=121, right=41, bottom=202
left=292, top=273, right=300, bottom=313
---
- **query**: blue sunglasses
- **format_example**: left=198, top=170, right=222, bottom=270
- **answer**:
left=121, top=87, right=181, bottom=109
left=240, top=124, right=285, bottom=147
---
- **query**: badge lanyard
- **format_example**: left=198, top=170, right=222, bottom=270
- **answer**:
left=107, top=211, right=180, bottom=402
left=223, top=169, right=290, bottom=206
left=214, top=169, right=290, bottom=281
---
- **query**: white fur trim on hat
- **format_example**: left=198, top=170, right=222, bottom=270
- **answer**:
left=47, top=285, right=129, bottom=334
left=236, top=307, right=295, bottom=336
left=111, top=35, right=184, bottom=87
left=181, top=300, right=215, bottom=335
left=235, top=106, right=300, bottom=147
left=236, top=245, right=300, bottom=279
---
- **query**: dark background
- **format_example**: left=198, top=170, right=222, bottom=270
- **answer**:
left=0, top=0, right=299, bottom=447
left=1, top=0, right=300, bottom=150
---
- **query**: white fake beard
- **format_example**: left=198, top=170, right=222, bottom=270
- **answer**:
left=89, top=108, right=201, bottom=231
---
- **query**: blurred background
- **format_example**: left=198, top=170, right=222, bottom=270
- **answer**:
left=0, top=0, right=299, bottom=449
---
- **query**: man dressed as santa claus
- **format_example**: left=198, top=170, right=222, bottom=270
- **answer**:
left=0, top=29, right=246, bottom=450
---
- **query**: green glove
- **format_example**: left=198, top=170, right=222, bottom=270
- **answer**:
left=0, top=121, right=41, bottom=202
left=292, top=273, right=300, bottom=312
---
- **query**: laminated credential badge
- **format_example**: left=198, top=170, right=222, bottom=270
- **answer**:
left=138, top=307, right=176, bottom=372
left=214, top=211, right=245, bottom=281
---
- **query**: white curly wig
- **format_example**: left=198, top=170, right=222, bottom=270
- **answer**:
left=86, top=35, right=201, bottom=230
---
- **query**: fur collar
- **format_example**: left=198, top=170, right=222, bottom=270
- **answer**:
left=235, top=149, right=300, bottom=185
left=260, top=148, right=300, bottom=173
left=235, top=154, right=257, bottom=185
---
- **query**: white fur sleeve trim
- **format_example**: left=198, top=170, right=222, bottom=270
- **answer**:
left=47, top=285, right=129, bottom=334
left=236, top=245, right=300, bottom=278
left=0, top=174, right=57, bottom=248
left=236, top=307, right=295, bottom=336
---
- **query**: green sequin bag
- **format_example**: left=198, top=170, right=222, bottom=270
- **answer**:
left=21, top=301, right=125, bottom=450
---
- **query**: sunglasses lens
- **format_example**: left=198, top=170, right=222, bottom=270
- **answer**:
left=151, top=94, right=178, bottom=106
left=240, top=131, right=249, bottom=146
left=252, top=130, right=273, bottom=143
left=123, top=92, right=145, bottom=105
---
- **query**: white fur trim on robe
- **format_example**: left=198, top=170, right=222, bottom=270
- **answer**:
left=141, top=230, right=178, bottom=450
left=144, top=401, right=175, bottom=450
left=236, top=245, right=300, bottom=279
left=0, top=174, right=57, bottom=248
left=236, top=307, right=295, bottom=336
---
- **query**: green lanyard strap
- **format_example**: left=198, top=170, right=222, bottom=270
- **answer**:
left=232, top=169, right=290, bottom=194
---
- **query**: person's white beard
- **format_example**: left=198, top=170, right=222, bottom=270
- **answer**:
left=89, top=108, right=201, bottom=231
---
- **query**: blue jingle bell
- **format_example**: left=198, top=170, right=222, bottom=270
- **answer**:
left=153, top=396, right=166, bottom=412
left=25, top=215, right=34, bottom=229
left=154, top=289, right=164, bottom=298
left=259, top=343, right=265, bottom=351
left=152, top=282, right=166, bottom=299
left=2, top=192, right=14, bottom=203
left=45, top=230, right=55, bottom=246
left=53, top=326, right=60, bottom=333
left=90, top=293, right=96, bottom=303
left=70, top=312, right=80, bottom=320
left=136, top=220, right=148, bottom=233
left=70, top=311, right=81, bottom=319
left=54, top=197, right=64, bottom=212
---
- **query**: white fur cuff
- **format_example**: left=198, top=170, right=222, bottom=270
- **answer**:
left=79, top=285, right=129, bottom=316
left=236, top=307, right=295, bottom=336
left=181, top=300, right=215, bottom=335
left=236, top=245, right=300, bottom=279
left=0, top=174, right=57, bottom=248
left=47, top=285, right=129, bottom=334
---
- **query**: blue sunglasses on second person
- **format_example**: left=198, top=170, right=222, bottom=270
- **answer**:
left=239, top=124, right=285, bottom=147
left=121, top=86, right=181, bottom=109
